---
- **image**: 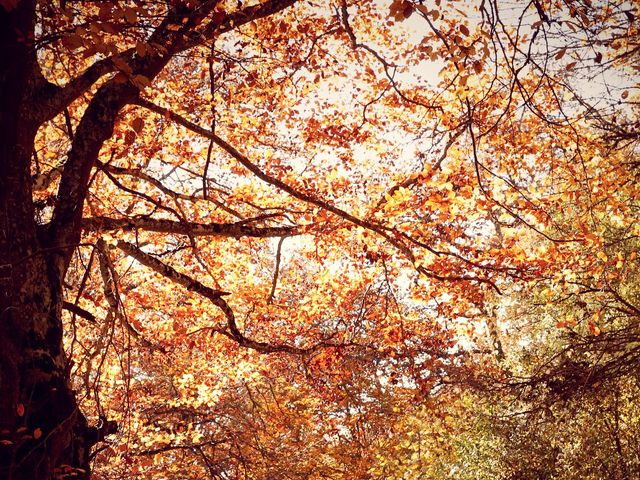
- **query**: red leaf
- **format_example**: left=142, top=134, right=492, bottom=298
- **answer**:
left=130, top=117, right=144, bottom=134
left=210, top=11, right=225, bottom=25
left=555, top=47, right=567, bottom=60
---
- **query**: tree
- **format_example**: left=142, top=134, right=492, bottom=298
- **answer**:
left=0, top=1, right=466, bottom=477
left=0, top=2, right=339, bottom=478
left=1, top=0, right=638, bottom=479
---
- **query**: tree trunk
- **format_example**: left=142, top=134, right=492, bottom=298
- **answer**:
left=0, top=4, right=90, bottom=479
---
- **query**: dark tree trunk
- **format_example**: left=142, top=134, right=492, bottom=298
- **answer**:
left=0, top=4, right=173, bottom=478
left=0, top=3, right=90, bottom=479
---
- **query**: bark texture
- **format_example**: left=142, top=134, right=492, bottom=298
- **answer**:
left=0, top=4, right=99, bottom=479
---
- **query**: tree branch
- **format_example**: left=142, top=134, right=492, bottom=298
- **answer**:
left=134, top=98, right=386, bottom=235
left=96, top=160, right=244, bottom=218
left=116, top=240, right=319, bottom=354
left=62, top=301, right=96, bottom=323
left=96, top=238, right=165, bottom=352
left=135, top=98, right=501, bottom=291
left=191, top=0, right=299, bottom=49
left=43, top=50, right=135, bottom=121
left=116, top=240, right=230, bottom=299
left=267, top=236, right=285, bottom=304
left=83, top=216, right=302, bottom=238
left=43, top=0, right=301, bottom=118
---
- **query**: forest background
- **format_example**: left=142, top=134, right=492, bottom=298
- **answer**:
left=0, top=0, right=638, bottom=479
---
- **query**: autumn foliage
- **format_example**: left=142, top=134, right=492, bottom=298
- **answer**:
left=0, top=0, right=638, bottom=479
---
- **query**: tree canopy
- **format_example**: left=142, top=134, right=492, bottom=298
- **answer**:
left=0, top=0, right=638, bottom=479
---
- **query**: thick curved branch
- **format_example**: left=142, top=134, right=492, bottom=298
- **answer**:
left=83, top=216, right=302, bottom=238
left=48, top=7, right=213, bottom=267
left=193, top=0, right=299, bottom=48
left=116, top=240, right=318, bottom=355
left=49, top=80, right=141, bottom=275
left=44, top=50, right=135, bottom=121
left=43, top=0, right=300, bottom=119
left=116, top=240, right=230, bottom=299
left=42, top=1, right=215, bottom=118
